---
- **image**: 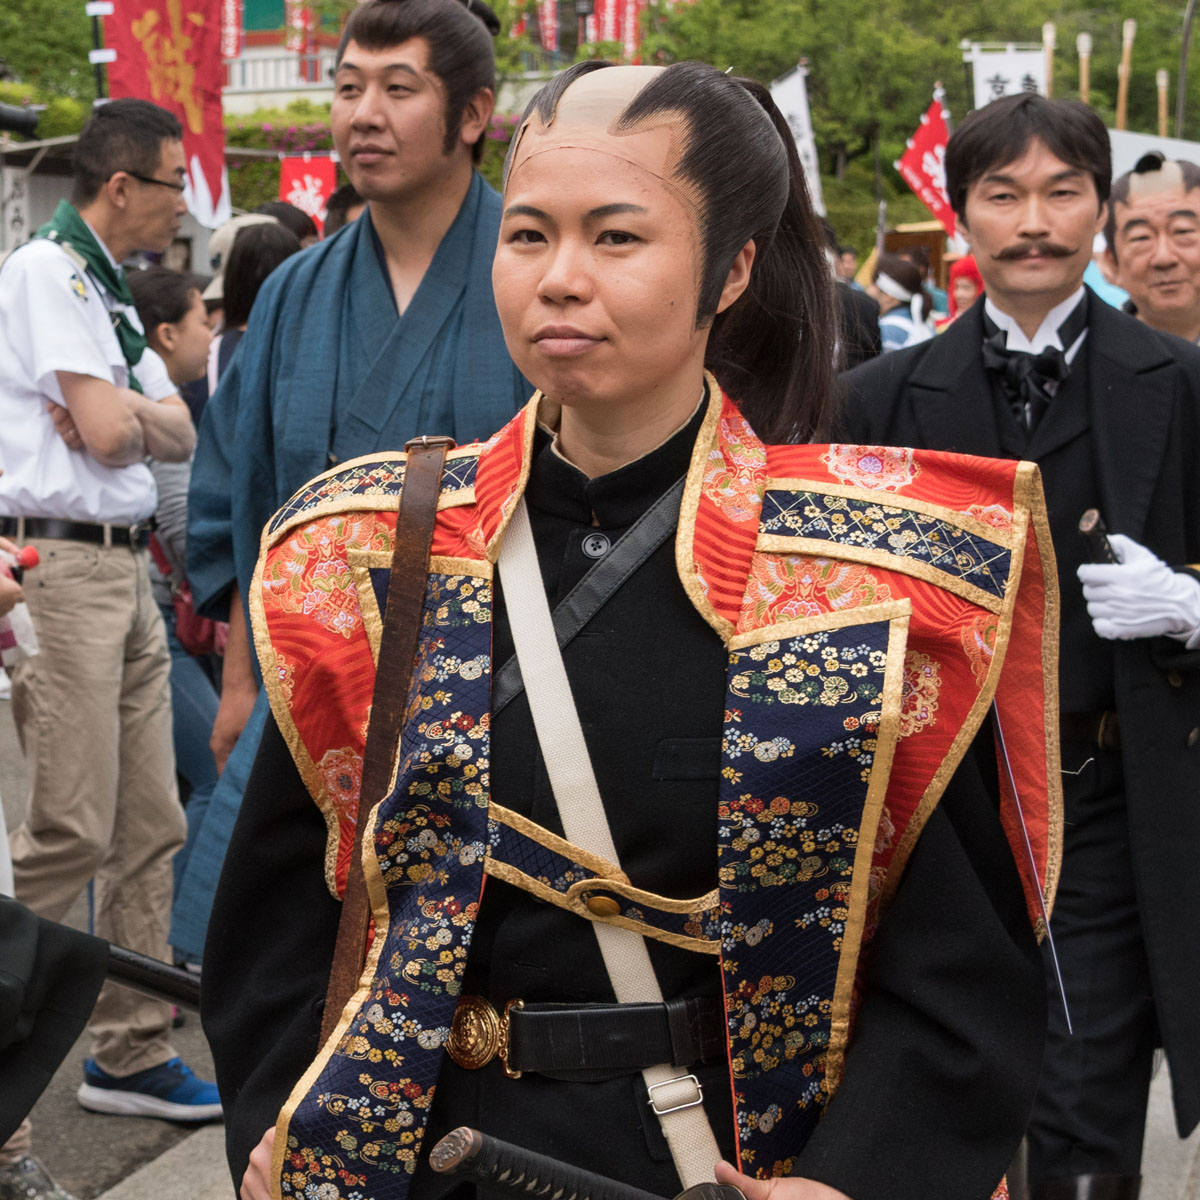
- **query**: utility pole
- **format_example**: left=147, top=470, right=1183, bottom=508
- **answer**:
left=85, top=0, right=116, bottom=103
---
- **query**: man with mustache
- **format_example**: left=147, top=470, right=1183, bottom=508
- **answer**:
left=839, top=93, right=1200, bottom=1199
left=1103, top=152, right=1200, bottom=345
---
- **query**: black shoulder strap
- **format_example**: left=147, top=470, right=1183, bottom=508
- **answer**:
left=491, top=475, right=686, bottom=716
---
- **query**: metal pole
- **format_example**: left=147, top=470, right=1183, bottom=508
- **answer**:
left=1179, top=0, right=1198, bottom=138
left=90, top=14, right=106, bottom=99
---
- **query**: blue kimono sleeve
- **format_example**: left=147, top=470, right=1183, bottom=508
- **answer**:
left=187, top=347, right=243, bottom=621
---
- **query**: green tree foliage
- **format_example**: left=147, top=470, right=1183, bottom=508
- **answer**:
left=0, top=81, right=87, bottom=139
left=5, top=0, right=1200, bottom=248
left=0, top=0, right=96, bottom=103
left=643, top=0, right=1200, bottom=248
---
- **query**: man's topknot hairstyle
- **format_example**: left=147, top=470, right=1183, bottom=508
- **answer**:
left=945, top=92, right=1111, bottom=225
left=72, top=99, right=183, bottom=207
left=1105, top=151, right=1200, bottom=256
left=336, top=0, right=498, bottom=165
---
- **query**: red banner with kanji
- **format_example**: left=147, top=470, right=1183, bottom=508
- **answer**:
left=895, top=96, right=956, bottom=238
left=105, top=0, right=229, bottom=228
left=279, top=156, right=336, bottom=235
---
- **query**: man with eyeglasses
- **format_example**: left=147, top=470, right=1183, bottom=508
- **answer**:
left=0, top=98, right=218, bottom=1200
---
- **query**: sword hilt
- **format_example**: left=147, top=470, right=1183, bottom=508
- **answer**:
left=1079, top=508, right=1119, bottom=565
left=430, top=1126, right=666, bottom=1200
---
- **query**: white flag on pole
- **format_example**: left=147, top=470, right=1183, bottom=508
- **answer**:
left=770, top=63, right=825, bottom=216
left=962, top=43, right=1046, bottom=109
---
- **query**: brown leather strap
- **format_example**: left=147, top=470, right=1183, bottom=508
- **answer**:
left=320, top=435, right=455, bottom=1043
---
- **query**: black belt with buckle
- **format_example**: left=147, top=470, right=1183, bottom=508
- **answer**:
left=446, top=996, right=727, bottom=1082
left=0, top=515, right=155, bottom=549
left=1060, top=710, right=1120, bottom=752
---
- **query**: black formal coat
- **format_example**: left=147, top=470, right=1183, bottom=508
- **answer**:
left=838, top=291, right=1200, bottom=1136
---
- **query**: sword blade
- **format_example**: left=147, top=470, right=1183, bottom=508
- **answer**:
left=991, top=703, right=1073, bottom=1035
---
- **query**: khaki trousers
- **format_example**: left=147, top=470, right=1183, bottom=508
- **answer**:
left=9, top=538, right=185, bottom=1076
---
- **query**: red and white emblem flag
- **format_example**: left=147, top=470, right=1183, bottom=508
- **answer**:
left=895, top=97, right=956, bottom=238
left=279, top=155, right=336, bottom=235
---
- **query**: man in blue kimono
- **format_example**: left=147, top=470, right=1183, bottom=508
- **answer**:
left=178, top=0, right=530, bottom=961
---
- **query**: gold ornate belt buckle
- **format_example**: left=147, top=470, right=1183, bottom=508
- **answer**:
left=446, top=995, right=524, bottom=1078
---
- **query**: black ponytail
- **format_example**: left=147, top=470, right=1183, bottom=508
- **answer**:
left=705, top=77, right=836, bottom=442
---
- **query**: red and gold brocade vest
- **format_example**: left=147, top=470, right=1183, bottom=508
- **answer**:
left=251, top=383, right=1060, bottom=1198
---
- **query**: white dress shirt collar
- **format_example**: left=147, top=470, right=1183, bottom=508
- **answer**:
left=984, top=286, right=1088, bottom=362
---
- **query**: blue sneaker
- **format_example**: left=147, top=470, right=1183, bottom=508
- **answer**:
left=77, top=1057, right=222, bottom=1121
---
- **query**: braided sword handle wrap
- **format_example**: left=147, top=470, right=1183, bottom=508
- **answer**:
left=429, top=1126, right=667, bottom=1200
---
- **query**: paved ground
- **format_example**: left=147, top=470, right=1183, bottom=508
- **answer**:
left=3, top=688, right=1200, bottom=1199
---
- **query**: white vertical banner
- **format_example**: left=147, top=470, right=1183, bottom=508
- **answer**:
left=0, top=165, right=29, bottom=257
left=770, top=62, right=826, bottom=216
left=962, top=43, right=1046, bottom=108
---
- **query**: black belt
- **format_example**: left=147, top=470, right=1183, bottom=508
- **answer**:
left=1061, top=710, right=1120, bottom=752
left=0, top=516, right=154, bottom=549
left=446, top=996, right=727, bottom=1081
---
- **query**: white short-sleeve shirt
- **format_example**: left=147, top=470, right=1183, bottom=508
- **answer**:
left=0, top=237, right=176, bottom=524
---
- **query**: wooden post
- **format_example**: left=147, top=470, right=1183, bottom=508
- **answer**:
left=1179, top=0, right=1197, bottom=137
left=1077, top=33, right=1092, bottom=104
left=1116, top=19, right=1137, bottom=131
left=1043, top=23, right=1056, bottom=98
left=1158, top=69, right=1170, bottom=136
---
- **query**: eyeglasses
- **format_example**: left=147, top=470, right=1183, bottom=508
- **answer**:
left=123, top=171, right=187, bottom=194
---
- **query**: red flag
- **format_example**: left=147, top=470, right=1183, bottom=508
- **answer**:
left=105, top=0, right=228, bottom=227
left=895, top=97, right=956, bottom=238
left=620, top=0, right=643, bottom=61
left=279, top=156, right=336, bottom=235
left=538, top=0, right=558, bottom=52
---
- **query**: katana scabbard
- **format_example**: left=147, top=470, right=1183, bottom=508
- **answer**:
left=107, top=944, right=201, bottom=1013
left=430, top=1127, right=666, bottom=1200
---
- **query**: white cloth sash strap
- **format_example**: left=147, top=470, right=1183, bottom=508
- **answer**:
left=496, top=498, right=723, bottom=1188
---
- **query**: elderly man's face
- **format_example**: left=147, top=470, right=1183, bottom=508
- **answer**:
left=1105, top=174, right=1200, bottom=333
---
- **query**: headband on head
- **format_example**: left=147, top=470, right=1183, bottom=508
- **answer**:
left=874, top=271, right=914, bottom=303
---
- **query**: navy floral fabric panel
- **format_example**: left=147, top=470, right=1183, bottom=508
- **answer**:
left=487, top=814, right=721, bottom=946
left=719, top=621, right=891, bottom=1176
left=281, top=572, right=492, bottom=1200
left=269, top=451, right=480, bottom=536
left=760, top=488, right=1011, bottom=601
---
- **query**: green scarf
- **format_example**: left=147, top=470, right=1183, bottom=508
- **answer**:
left=37, top=200, right=146, bottom=393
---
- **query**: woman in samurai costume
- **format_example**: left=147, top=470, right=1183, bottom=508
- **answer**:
left=207, top=61, right=1060, bottom=1200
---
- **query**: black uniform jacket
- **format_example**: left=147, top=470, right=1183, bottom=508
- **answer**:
left=203, top=418, right=1046, bottom=1200
left=838, top=291, right=1200, bottom=1135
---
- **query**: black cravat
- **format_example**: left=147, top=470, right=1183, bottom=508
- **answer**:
left=982, top=297, right=1088, bottom=431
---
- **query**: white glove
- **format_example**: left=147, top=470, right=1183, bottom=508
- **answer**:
left=1077, top=533, right=1200, bottom=648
